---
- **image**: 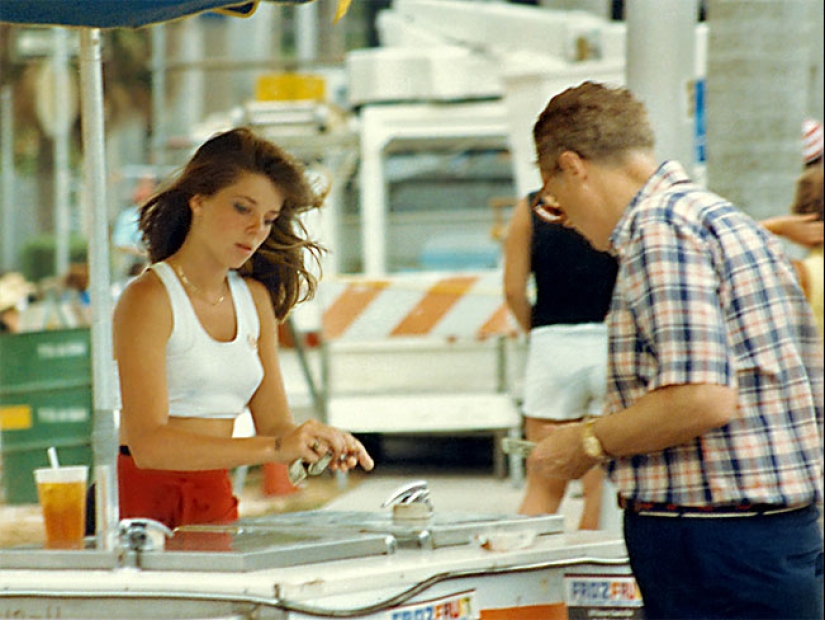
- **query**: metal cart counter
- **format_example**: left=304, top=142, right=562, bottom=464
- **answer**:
left=0, top=508, right=636, bottom=620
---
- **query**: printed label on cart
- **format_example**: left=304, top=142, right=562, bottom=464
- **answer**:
left=38, top=406, right=90, bottom=424
left=564, top=574, right=644, bottom=620
left=37, top=340, right=88, bottom=359
left=386, top=589, right=478, bottom=620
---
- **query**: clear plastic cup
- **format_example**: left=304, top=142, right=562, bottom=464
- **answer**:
left=33, top=465, right=88, bottom=549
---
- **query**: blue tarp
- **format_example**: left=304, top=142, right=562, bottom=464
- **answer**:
left=0, top=0, right=312, bottom=29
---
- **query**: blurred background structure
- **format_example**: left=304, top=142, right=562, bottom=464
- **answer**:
left=1, top=0, right=821, bottom=282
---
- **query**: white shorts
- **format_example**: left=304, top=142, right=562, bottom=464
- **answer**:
left=522, top=323, right=608, bottom=422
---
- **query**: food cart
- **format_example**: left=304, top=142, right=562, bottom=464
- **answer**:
left=0, top=501, right=636, bottom=619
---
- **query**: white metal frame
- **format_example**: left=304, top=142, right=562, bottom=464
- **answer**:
left=357, top=100, right=511, bottom=276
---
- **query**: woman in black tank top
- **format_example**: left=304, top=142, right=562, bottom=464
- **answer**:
left=504, top=192, right=617, bottom=529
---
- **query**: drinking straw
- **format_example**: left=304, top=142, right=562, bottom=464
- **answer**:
left=47, top=446, right=60, bottom=469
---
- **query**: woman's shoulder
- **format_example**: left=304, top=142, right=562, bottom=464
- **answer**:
left=122, top=267, right=167, bottom=299
left=113, top=267, right=174, bottom=353
left=239, top=275, right=276, bottom=323
left=114, top=267, right=171, bottom=325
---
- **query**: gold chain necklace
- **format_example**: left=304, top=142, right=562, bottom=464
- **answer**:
left=174, top=264, right=227, bottom=307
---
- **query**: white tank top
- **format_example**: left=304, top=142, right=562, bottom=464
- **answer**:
left=151, top=262, right=264, bottom=419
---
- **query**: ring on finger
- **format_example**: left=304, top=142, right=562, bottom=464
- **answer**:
left=311, top=439, right=321, bottom=452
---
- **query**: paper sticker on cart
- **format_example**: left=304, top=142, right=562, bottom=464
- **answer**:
left=565, top=574, right=644, bottom=620
left=386, top=589, right=478, bottom=620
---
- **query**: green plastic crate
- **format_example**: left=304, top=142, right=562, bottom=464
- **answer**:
left=0, top=328, right=93, bottom=504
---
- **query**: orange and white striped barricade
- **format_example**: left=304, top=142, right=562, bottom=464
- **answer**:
left=317, top=269, right=524, bottom=485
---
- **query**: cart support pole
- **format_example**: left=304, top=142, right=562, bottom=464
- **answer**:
left=79, top=28, right=119, bottom=551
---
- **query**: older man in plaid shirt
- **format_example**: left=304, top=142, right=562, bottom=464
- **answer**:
left=527, top=81, right=823, bottom=619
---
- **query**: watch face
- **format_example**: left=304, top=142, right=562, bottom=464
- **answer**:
left=584, top=436, right=601, bottom=458
left=583, top=430, right=604, bottom=459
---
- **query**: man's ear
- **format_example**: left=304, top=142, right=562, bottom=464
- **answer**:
left=558, top=150, right=587, bottom=180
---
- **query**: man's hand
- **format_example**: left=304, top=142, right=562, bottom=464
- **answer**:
left=526, top=422, right=600, bottom=481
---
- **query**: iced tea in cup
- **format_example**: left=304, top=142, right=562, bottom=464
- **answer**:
left=33, top=465, right=88, bottom=549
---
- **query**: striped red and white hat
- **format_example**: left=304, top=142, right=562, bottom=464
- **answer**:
left=803, top=119, right=823, bottom=165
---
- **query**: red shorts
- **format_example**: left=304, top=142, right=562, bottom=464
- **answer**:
left=118, top=451, right=239, bottom=530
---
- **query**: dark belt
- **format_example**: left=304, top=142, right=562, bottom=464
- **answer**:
left=619, top=496, right=810, bottom=518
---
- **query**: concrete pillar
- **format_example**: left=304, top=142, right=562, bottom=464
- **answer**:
left=705, top=0, right=814, bottom=221
left=807, top=0, right=823, bottom=120
left=626, top=0, right=698, bottom=169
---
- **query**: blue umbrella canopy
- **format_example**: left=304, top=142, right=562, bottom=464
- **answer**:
left=0, top=0, right=315, bottom=29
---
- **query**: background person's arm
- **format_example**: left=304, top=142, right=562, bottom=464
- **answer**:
left=761, top=213, right=824, bottom=247
left=503, top=196, right=534, bottom=332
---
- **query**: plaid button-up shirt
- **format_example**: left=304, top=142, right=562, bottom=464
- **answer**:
left=606, top=161, right=823, bottom=507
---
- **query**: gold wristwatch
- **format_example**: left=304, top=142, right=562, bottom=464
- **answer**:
left=582, top=418, right=607, bottom=460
